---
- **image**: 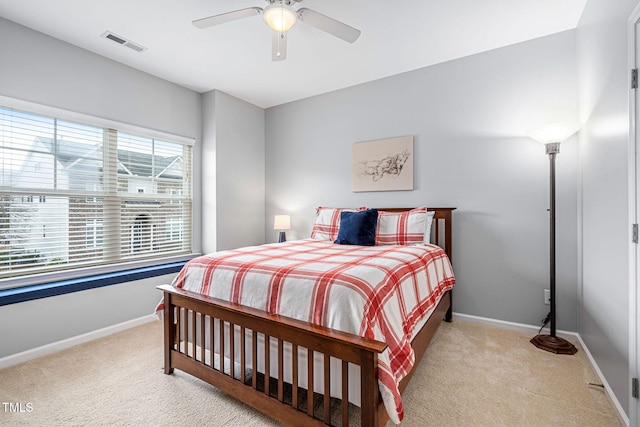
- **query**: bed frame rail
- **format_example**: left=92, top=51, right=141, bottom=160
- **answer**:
left=159, top=284, right=388, bottom=426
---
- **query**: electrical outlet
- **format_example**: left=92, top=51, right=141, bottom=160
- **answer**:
left=544, top=289, right=551, bottom=305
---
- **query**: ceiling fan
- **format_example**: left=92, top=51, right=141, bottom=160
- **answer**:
left=193, top=0, right=361, bottom=61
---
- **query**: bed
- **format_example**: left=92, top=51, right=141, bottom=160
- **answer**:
left=156, top=207, right=455, bottom=426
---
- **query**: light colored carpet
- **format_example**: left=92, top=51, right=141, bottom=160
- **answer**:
left=0, top=319, right=622, bottom=426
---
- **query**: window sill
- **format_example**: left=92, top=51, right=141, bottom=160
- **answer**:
left=0, top=262, right=187, bottom=306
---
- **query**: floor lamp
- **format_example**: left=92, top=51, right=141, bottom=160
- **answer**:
left=527, top=123, right=580, bottom=355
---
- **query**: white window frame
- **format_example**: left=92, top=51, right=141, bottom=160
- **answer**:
left=0, top=96, right=197, bottom=290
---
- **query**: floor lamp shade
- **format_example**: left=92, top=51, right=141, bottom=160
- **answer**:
left=526, top=122, right=580, bottom=145
left=527, top=122, right=579, bottom=355
left=274, top=215, right=290, bottom=243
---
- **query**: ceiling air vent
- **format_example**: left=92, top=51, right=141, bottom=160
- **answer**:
left=100, top=31, right=146, bottom=53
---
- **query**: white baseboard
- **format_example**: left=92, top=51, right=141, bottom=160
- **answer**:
left=0, top=314, right=157, bottom=370
left=452, top=312, right=579, bottom=340
left=575, top=334, right=630, bottom=427
left=453, top=312, right=629, bottom=427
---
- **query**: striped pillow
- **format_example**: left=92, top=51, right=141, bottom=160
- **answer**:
left=310, top=207, right=365, bottom=241
left=375, top=207, right=428, bottom=245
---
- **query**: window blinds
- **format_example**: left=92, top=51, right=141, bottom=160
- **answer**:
left=0, top=106, right=192, bottom=285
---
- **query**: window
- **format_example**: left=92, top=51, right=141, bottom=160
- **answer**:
left=132, top=214, right=152, bottom=252
left=0, top=105, right=192, bottom=285
left=166, top=217, right=183, bottom=241
left=86, top=219, right=103, bottom=248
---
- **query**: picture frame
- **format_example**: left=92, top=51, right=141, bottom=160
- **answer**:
left=352, top=135, right=414, bottom=192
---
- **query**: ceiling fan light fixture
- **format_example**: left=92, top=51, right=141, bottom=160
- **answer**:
left=263, top=2, right=297, bottom=32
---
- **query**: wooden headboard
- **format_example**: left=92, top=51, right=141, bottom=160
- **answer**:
left=377, top=207, right=456, bottom=260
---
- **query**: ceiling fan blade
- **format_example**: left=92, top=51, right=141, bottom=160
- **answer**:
left=297, top=8, right=361, bottom=43
left=193, top=7, right=262, bottom=29
left=272, top=32, right=287, bottom=61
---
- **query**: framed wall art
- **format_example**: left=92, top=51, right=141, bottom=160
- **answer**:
left=352, top=135, right=414, bottom=192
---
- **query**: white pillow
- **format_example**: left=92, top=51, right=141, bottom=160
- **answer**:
left=423, top=211, right=436, bottom=244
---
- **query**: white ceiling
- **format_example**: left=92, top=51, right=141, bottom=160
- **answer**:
left=0, top=0, right=586, bottom=108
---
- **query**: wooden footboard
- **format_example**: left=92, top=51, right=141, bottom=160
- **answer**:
left=158, top=284, right=451, bottom=427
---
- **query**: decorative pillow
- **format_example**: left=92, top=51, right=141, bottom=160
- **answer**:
left=375, top=206, right=428, bottom=245
left=334, top=209, right=379, bottom=246
left=310, top=207, right=366, bottom=241
left=423, top=211, right=436, bottom=243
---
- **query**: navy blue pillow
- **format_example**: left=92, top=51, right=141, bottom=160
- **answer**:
left=334, top=209, right=378, bottom=246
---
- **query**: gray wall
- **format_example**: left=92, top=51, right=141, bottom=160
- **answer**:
left=0, top=17, right=199, bottom=144
left=201, top=90, right=266, bottom=254
left=266, top=31, right=579, bottom=331
left=576, top=0, right=639, bottom=416
left=0, top=18, right=201, bottom=357
left=0, top=275, right=173, bottom=358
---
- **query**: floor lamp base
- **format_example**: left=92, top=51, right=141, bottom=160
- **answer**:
left=530, top=334, right=577, bottom=355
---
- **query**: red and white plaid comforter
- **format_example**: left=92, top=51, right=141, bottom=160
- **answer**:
left=158, top=239, right=455, bottom=423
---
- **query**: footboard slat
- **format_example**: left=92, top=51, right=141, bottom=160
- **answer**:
left=307, top=348, right=314, bottom=417
left=240, top=325, right=246, bottom=383
left=323, top=353, right=331, bottom=423
left=292, top=343, right=299, bottom=410
left=190, top=309, right=196, bottom=359
left=209, top=316, right=214, bottom=369
left=342, top=361, right=349, bottom=427
left=159, top=284, right=390, bottom=426
left=265, top=334, right=271, bottom=397
left=219, top=316, right=224, bottom=372
left=252, top=330, right=258, bottom=389
left=182, top=308, right=188, bottom=356
left=278, top=340, right=284, bottom=402
left=200, top=314, right=205, bottom=364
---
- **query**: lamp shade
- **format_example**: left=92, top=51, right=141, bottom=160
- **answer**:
left=263, top=2, right=297, bottom=32
left=274, top=215, right=291, bottom=230
left=526, top=122, right=580, bottom=145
